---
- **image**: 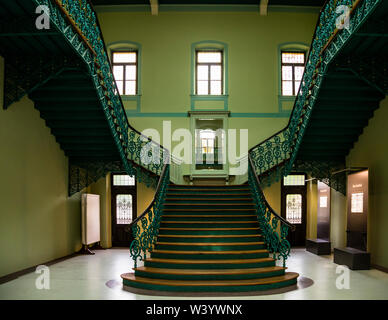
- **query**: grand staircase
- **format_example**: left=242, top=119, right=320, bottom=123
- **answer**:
left=122, top=185, right=298, bottom=293
left=1, top=0, right=386, bottom=295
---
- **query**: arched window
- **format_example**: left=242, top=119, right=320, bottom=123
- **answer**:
left=278, top=42, right=309, bottom=113
left=107, top=41, right=142, bottom=111
left=191, top=41, right=229, bottom=111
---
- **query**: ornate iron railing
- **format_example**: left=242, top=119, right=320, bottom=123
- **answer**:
left=32, top=0, right=169, bottom=185
left=249, top=0, right=382, bottom=187
left=248, top=155, right=294, bottom=268
left=129, top=164, right=170, bottom=268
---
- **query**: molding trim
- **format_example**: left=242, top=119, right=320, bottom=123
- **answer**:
left=95, top=5, right=321, bottom=14
left=125, top=111, right=290, bottom=118
left=372, top=264, right=388, bottom=274
left=0, top=253, right=79, bottom=285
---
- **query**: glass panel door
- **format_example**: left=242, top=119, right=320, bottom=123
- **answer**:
left=116, top=194, right=133, bottom=225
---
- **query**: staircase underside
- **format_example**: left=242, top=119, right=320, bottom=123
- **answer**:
left=297, top=2, right=388, bottom=164
left=123, top=185, right=299, bottom=293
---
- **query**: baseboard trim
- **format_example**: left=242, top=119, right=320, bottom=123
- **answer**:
left=0, top=253, right=78, bottom=285
left=372, top=264, right=388, bottom=274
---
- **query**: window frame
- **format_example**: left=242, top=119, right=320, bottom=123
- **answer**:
left=281, top=50, right=306, bottom=97
left=195, top=49, right=224, bottom=96
left=111, top=50, right=139, bottom=96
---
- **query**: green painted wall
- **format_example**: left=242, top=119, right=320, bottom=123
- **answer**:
left=97, top=10, right=318, bottom=176
left=0, top=57, right=82, bottom=277
left=346, top=97, right=388, bottom=268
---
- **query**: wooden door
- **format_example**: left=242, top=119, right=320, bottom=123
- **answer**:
left=111, top=173, right=137, bottom=247
left=281, top=173, right=307, bottom=247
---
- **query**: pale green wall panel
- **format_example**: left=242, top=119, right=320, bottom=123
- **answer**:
left=0, top=57, right=82, bottom=277
left=97, top=11, right=317, bottom=119
left=346, top=97, right=388, bottom=268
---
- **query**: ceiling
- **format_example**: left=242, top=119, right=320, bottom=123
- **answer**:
left=91, top=0, right=326, bottom=8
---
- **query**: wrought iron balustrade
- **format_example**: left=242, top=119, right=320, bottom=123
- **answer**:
left=129, top=164, right=170, bottom=268
left=248, top=155, right=295, bottom=268
left=249, top=0, right=382, bottom=187
left=33, top=0, right=169, bottom=186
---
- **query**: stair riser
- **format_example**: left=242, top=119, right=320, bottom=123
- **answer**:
left=144, top=260, right=275, bottom=269
left=159, top=229, right=260, bottom=236
left=160, top=222, right=259, bottom=228
left=134, top=270, right=285, bottom=281
left=155, top=244, right=266, bottom=251
left=166, top=190, right=251, bottom=195
left=164, top=205, right=255, bottom=210
left=165, top=199, right=253, bottom=204
left=123, top=278, right=297, bottom=292
left=161, top=216, right=257, bottom=222
left=163, top=211, right=256, bottom=215
left=166, top=194, right=252, bottom=199
left=151, top=252, right=269, bottom=260
left=157, top=236, right=263, bottom=243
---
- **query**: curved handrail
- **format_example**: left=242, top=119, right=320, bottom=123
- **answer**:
left=248, top=0, right=375, bottom=182
left=248, top=155, right=295, bottom=231
left=129, top=162, right=169, bottom=228
left=129, top=164, right=170, bottom=268
left=87, top=0, right=167, bottom=152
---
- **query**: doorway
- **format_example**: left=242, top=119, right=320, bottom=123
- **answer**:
left=111, top=173, right=137, bottom=247
left=281, top=173, right=307, bottom=247
left=190, top=113, right=229, bottom=177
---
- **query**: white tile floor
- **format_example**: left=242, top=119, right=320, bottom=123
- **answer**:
left=0, top=248, right=387, bottom=300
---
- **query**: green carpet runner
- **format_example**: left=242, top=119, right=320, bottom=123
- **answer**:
left=122, top=185, right=298, bottom=293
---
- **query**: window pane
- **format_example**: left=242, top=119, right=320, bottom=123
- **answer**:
left=116, top=81, right=124, bottom=95
left=113, top=66, right=124, bottom=81
left=295, top=66, right=304, bottom=81
left=197, top=80, right=209, bottom=95
left=116, top=194, right=133, bottom=224
left=197, top=51, right=222, bottom=63
left=286, top=194, right=302, bottom=224
left=210, top=65, right=222, bottom=81
left=113, top=175, right=135, bottom=186
left=295, top=81, right=301, bottom=94
left=125, top=81, right=136, bottom=95
left=282, top=81, right=293, bottom=96
left=282, top=66, right=293, bottom=81
left=282, top=52, right=304, bottom=64
left=284, top=175, right=305, bottom=186
left=197, top=65, right=209, bottom=80
left=113, top=52, right=136, bottom=63
left=125, top=65, right=137, bottom=81
left=210, top=81, right=222, bottom=95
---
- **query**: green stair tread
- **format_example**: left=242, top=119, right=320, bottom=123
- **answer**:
left=162, top=215, right=257, bottom=218
left=145, top=257, right=274, bottom=264
left=166, top=198, right=253, bottom=201
left=159, top=227, right=260, bottom=231
left=165, top=203, right=254, bottom=206
left=158, top=234, right=262, bottom=238
left=152, top=249, right=268, bottom=255
left=164, top=209, right=255, bottom=211
left=122, top=272, right=299, bottom=287
left=167, top=193, right=251, bottom=196
left=161, top=221, right=258, bottom=224
left=134, top=266, right=285, bottom=275
left=156, top=241, right=265, bottom=246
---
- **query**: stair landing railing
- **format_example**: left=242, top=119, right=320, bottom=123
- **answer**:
left=35, top=0, right=169, bottom=184
left=249, top=0, right=382, bottom=187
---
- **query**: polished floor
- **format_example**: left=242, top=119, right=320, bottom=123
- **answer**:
left=0, top=248, right=387, bottom=300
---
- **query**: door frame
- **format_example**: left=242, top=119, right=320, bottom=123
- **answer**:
left=110, top=172, right=137, bottom=247
left=281, top=172, right=307, bottom=247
